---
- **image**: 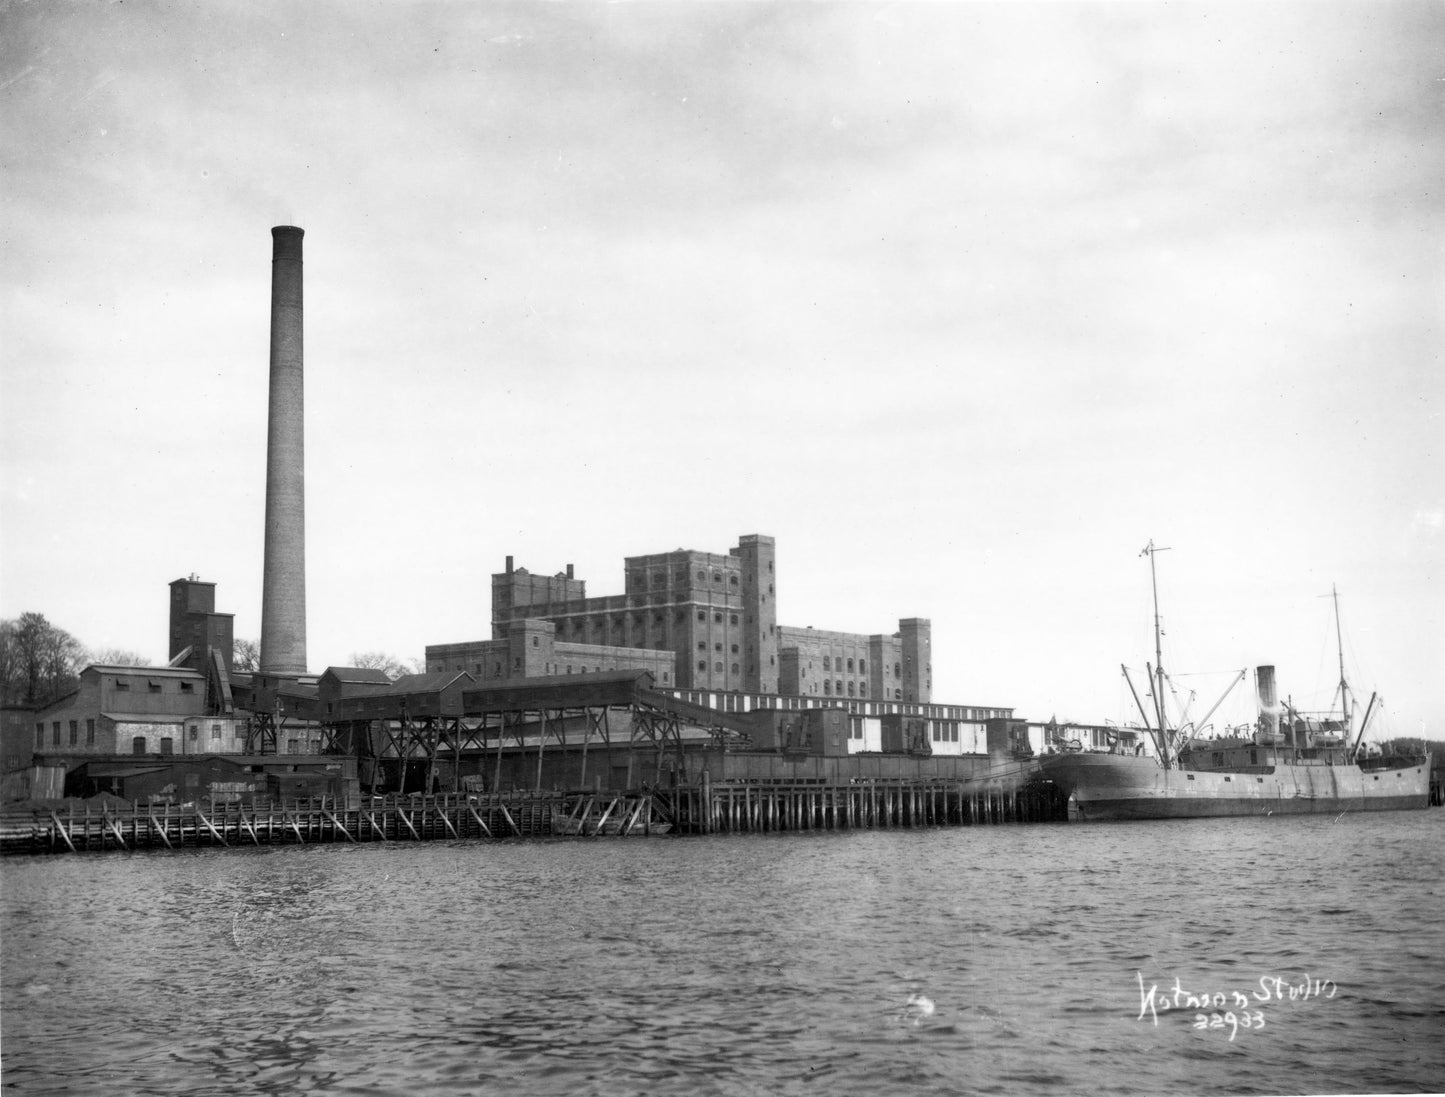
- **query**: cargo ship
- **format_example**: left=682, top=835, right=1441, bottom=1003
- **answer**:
left=1037, top=544, right=1432, bottom=821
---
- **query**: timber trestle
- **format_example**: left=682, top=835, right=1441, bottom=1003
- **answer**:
left=3, top=780, right=1066, bottom=855
left=1, top=793, right=558, bottom=854
left=659, top=778, right=1067, bottom=834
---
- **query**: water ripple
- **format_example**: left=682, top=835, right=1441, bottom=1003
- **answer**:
left=3, top=815, right=1444, bottom=1094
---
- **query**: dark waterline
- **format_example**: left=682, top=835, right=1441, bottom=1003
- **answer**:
left=4, top=813, right=1443, bottom=1096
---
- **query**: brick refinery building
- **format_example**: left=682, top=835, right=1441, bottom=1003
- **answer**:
left=426, top=533, right=932, bottom=703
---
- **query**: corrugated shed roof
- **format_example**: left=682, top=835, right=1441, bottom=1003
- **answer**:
left=89, top=664, right=204, bottom=679
left=384, top=671, right=475, bottom=695
left=83, top=764, right=172, bottom=777
left=461, top=669, right=653, bottom=711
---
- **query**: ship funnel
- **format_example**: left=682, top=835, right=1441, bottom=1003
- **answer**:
left=1255, top=665, right=1279, bottom=743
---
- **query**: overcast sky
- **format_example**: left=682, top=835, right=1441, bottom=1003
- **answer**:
left=3, top=2, right=1440, bottom=740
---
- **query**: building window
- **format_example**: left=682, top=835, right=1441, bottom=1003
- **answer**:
left=211, top=724, right=223, bottom=740
left=731, top=663, right=740, bottom=675
left=532, top=636, right=539, bottom=647
left=894, top=663, right=902, bottom=678
left=730, top=576, right=738, bottom=586
left=714, top=613, right=722, bottom=623
left=148, top=679, right=162, bottom=693
left=860, top=659, right=866, bottom=674
left=160, top=738, right=174, bottom=755
left=846, top=659, right=854, bottom=672
left=181, top=681, right=194, bottom=693
left=731, top=644, right=739, bottom=654
left=189, top=725, right=199, bottom=740
left=714, top=662, right=723, bottom=673
left=698, top=660, right=707, bottom=672
left=860, top=683, right=867, bottom=697
left=51, top=722, right=60, bottom=746
left=698, top=642, right=707, bottom=651
left=86, top=719, right=95, bottom=745
left=730, top=614, right=738, bottom=625
left=68, top=720, right=78, bottom=745
left=823, top=681, right=831, bottom=695
left=823, top=656, right=831, bottom=671
left=115, top=679, right=130, bottom=691
left=697, top=611, right=706, bottom=622
left=133, top=736, right=147, bottom=755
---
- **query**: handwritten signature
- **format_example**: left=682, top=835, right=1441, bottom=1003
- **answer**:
left=1137, top=972, right=1337, bottom=1040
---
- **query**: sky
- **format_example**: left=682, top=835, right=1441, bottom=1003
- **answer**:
left=2, top=2, right=1441, bottom=741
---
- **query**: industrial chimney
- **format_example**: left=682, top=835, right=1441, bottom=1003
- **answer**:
left=260, top=226, right=307, bottom=674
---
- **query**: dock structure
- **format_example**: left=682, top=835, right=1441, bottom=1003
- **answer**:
left=1, top=775, right=1066, bottom=855
left=9, top=671, right=1080, bottom=855
left=673, top=777, right=1066, bottom=834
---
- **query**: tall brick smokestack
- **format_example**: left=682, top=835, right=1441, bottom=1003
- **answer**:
left=260, top=226, right=307, bottom=674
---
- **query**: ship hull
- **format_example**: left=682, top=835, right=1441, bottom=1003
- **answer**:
left=1038, top=752, right=1432, bottom=822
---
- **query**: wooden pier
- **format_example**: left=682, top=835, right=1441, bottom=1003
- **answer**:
left=1, top=778, right=1066, bottom=855
left=671, top=778, right=1066, bottom=833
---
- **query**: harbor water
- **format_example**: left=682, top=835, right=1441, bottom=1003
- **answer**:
left=3, top=812, right=1443, bottom=1096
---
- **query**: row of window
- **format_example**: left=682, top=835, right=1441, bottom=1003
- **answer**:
left=563, top=610, right=766, bottom=630
left=634, top=560, right=773, bottom=589
left=816, top=680, right=868, bottom=698
left=41, top=720, right=234, bottom=750
left=636, top=569, right=741, bottom=588
left=111, top=678, right=196, bottom=693
left=817, top=656, right=877, bottom=674
left=698, top=661, right=742, bottom=675
left=39, top=719, right=97, bottom=747
left=664, top=689, right=1008, bottom=724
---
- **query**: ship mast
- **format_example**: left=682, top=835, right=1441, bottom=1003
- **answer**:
left=1332, top=584, right=1351, bottom=736
left=1142, top=540, right=1171, bottom=768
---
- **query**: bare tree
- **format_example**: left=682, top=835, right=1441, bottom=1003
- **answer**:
left=232, top=638, right=260, bottom=673
left=348, top=651, right=412, bottom=681
left=1, top=613, right=87, bottom=706
left=90, top=647, right=153, bottom=667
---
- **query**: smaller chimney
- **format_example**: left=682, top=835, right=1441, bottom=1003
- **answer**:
left=506, top=555, right=514, bottom=575
left=1256, top=666, right=1279, bottom=741
left=566, top=563, right=574, bottom=579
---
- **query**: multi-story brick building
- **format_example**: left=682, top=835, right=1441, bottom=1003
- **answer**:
left=426, top=533, right=931, bottom=703
left=777, top=615, right=931, bottom=703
